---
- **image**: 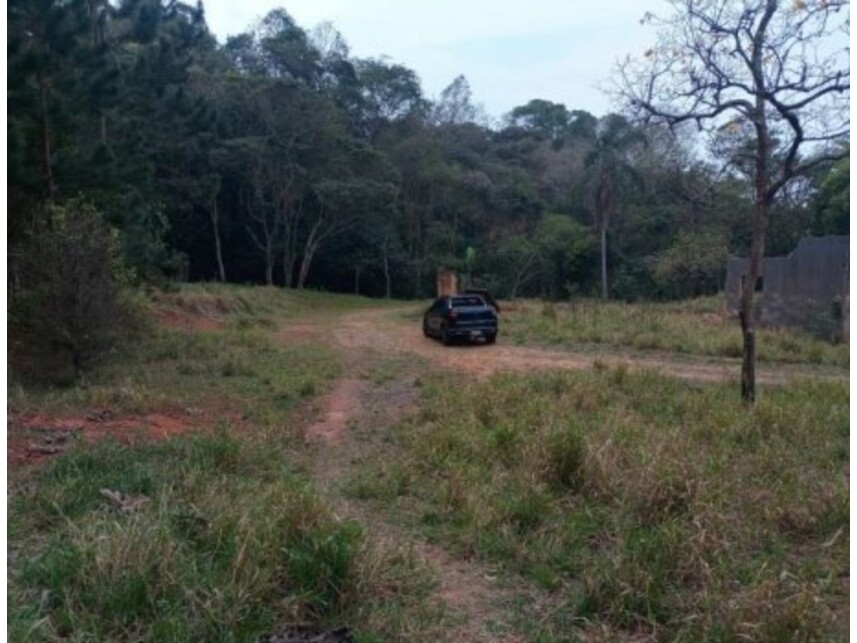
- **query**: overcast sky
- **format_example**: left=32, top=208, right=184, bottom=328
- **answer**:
left=202, top=0, right=663, bottom=121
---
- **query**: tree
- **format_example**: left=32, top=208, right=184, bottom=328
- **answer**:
left=432, top=75, right=486, bottom=126
left=811, top=154, right=849, bottom=236
left=507, top=99, right=572, bottom=146
left=14, top=198, right=131, bottom=378
left=297, top=177, right=397, bottom=289
left=533, top=214, right=596, bottom=300
left=652, top=230, right=728, bottom=297
left=255, top=9, right=320, bottom=85
left=353, top=58, right=425, bottom=140
left=620, top=0, right=849, bottom=402
left=494, top=235, right=540, bottom=298
left=584, top=114, right=646, bottom=299
left=8, top=0, right=90, bottom=202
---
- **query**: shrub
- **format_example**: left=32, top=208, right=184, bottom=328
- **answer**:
left=12, top=198, right=135, bottom=378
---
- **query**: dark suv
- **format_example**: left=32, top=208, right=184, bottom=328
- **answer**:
left=423, top=295, right=498, bottom=345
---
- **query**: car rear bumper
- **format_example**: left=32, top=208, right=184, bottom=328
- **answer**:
left=447, top=325, right=497, bottom=337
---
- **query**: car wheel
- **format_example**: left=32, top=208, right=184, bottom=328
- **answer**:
left=441, top=325, right=452, bottom=346
left=422, top=320, right=430, bottom=337
left=485, top=333, right=497, bottom=345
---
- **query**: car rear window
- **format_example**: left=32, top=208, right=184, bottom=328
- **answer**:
left=450, top=296, right=485, bottom=307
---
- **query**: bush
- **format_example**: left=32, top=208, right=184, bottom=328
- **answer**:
left=12, top=198, right=134, bottom=378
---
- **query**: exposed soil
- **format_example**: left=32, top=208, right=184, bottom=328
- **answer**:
left=7, top=406, right=236, bottom=470
left=303, top=379, right=366, bottom=444
left=332, top=308, right=846, bottom=385
left=300, top=331, right=534, bottom=641
left=10, top=301, right=845, bottom=641
left=152, top=308, right=224, bottom=332
left=294, top=304, right=847, bottom=641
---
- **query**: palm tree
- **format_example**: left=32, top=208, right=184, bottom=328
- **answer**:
left=584, top=114, right=646, bottom=299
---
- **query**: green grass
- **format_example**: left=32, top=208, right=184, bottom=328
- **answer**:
left=150, top=282, right=399, bottom=322
left=10, top=285, right=850, bottom=641
left=8, top=432, right=435, bottom=642
left=347, top=368, right=850, bottom=640
left=7, top=286, right=440, bottom=642
left=8, top=285, right=357, bottom=418
left=502, top=297, right=849, bottom=368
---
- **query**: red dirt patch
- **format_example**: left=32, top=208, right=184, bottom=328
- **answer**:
left=276, top=323, right=326, bottom=345
left=304, top=379, right=366, bottom=444
left=153, top=308, right=223, bottom=332
left=7, top=407, right=228, bottom=470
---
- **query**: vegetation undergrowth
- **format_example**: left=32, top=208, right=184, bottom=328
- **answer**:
left=502, top=297, right=849, bottom=368
left=8, top=432, right=436, bottom=642
left=8, top=284, right=377, bottom=415
left=348, top=367, right=849, bottom=640
left=8, top=286, right=437, bottom=642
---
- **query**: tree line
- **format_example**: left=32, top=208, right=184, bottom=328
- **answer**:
left=8, top=0, right=849, bottom=305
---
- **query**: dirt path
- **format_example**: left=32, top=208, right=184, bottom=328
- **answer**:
left=299, top=354, right=528, bottom=641
left=289, top=304, right=845, bottom=641
left=332, top=307, right=846, bottom=385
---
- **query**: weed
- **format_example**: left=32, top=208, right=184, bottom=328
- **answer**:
left=8, top=286, right=439, bottom=641
left=543, top=420, right=586, bottom=492
left=503, top=297, right=849, bottom=368
left=351, top=368, right=849, bottom=639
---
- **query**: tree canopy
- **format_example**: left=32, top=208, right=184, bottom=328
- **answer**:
left=8, top=1, right=849, bottom=304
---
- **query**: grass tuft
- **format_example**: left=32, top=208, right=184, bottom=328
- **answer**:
left=503, top=297, right=849, bottom=368
left=349, top=368, right=849, bottom=639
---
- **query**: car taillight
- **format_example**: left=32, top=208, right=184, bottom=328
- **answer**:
left=446, top=309, right=458, bottom=320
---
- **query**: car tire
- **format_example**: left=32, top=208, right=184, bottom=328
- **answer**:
left=441, top=325, right=452, bottom=346
left=485, top=333, right=497, bottom=345
left=422, top=321, right=430, bottom=337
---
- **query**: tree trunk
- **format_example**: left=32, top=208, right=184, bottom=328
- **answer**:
left=37, top=70, right=56, bottom=202
left=600, top=225, right=608, bottom=299
left=264, top=233, right=274, bottom=286
left=211, top=197, right=226, bottom=282
left=282, top=210, right=298, bottom=288
left=282, top=191, right=302, bottom=289
left=100, top=113, right=108, bottom=147
left=265, top=250, right=274, bottom=286
left=296, top=244, right=316, bottom=289
left=382, top=239, right=391, bottom=299
left=282, top=239, right=294, bottom=288
left=297, top=224, right=321, bottom=290
left=740, top=97, right=771, bottom=403
left=739, top=208, right=765, bottom=403
left=510, top=252, right=538, bottom=299
left=594, top=172, right=612, bottom=300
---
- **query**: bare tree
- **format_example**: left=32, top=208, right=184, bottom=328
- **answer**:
left=619, top=0, right=849, bottom=402
left=210, top=186, right=227, bottom=283
left=296, top=179, right=397, bottom=289
left=243, top=161, right=283, bottom=286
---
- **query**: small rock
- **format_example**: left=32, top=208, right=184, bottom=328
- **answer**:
left=266, top=626, right=353, bottom=643
left=99, top=489, right=151, bottom=513
left=85, top=409, right=112, bottom=422
left=26, top=443, right=62, bottom=455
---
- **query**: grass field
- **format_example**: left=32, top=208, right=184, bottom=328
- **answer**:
left=7, top=286, right=436, bottom=642
left=501, top=297, right=849, bottom=368
left=8, top=285, right=850, bottom=641
left=347, top=368, right=850, bottom=640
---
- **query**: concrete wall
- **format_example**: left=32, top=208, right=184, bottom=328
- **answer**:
left=725, top=236, right=849, bottom=339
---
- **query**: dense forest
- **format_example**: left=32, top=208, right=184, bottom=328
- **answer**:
left=8, top=0, right=849, bottom=303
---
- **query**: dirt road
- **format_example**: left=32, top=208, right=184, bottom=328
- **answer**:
left=328, top=307, right=845, bottom=385
left=294, top=304, right=846, bottom=641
